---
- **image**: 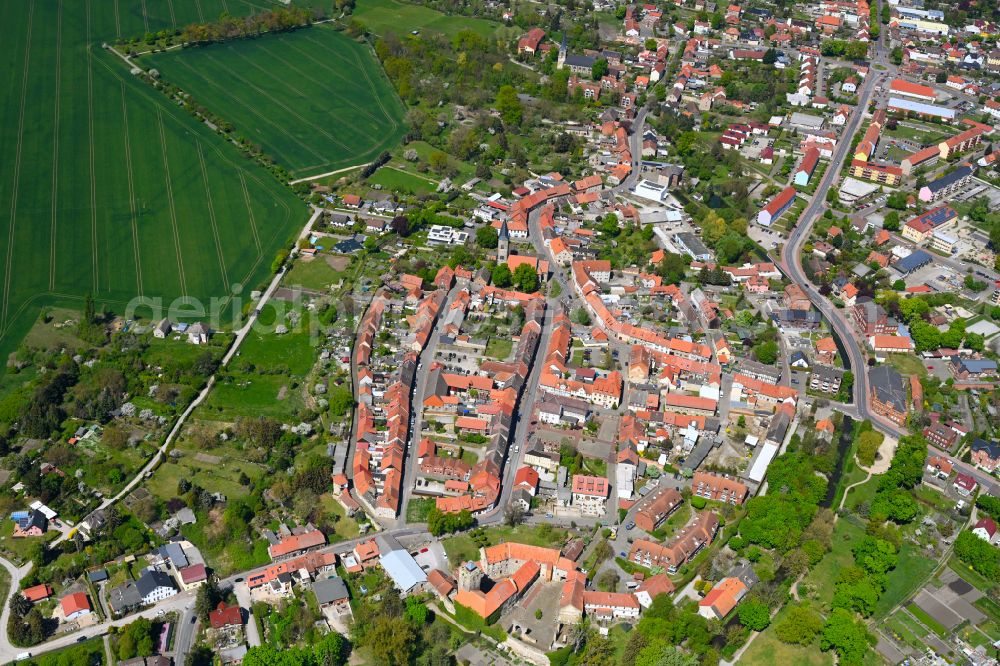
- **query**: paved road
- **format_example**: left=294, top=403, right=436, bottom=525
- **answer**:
left=777, top=17, right=905, bottom=443
left=171, top=606, right=198, bottom=666
left=399, top=283, right=463, bottom=523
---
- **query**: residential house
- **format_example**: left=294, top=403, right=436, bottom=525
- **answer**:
left=697, top=577, right=747, bottom=620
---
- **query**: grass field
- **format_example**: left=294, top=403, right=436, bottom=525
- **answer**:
left=367, top=166, right=439, bottom=194
left=143, top=25, right=407, bottom=179
left=283, top=256, right=348, bottom=292
left=740, top=605, right=833, bottom=666
left=0, top=0, right=306, bottom=372
left=802, top=517, right=866, bottom=607
left=351, top=0, right=501, bottom=38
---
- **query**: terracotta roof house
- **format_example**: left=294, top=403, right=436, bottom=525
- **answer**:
left=269, top=529, right=326, bottom=561
left=61, top=592, right=91, bottom=620
left=22, top=584, right=52, bottom=603
left=209, top=602, right=244, bottom=629
left=698, top=577, right=747, bottom=619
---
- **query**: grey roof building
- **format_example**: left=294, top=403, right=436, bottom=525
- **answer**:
left=869, top=365, right=906, bottom=414
left=109, top=581, right=143, bottom=616
left=313, top=577, right=350, bottom=607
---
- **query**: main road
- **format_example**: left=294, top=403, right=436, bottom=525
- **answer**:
left=777, top=10, right=906, bottom=441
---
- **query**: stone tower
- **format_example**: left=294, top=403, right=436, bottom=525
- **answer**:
left=497, top=219, right=510, bottom=264
left=557, top=33, right=567, bottom=70
left=458, top=561, right=484, bottom=592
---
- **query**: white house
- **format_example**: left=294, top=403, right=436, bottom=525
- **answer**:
left=187, top=322, right=210, bottom=345
left=973, top=517, right=999, bottom=544
left=153, top=319, right=172, bottom=339
left=137, top=570, right=179, bottom=605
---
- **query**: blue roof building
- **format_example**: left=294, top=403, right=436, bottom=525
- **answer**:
left=895, top=250, right=932, bottom=274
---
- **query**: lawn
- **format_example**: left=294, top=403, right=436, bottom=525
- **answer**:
left=406, top=497, right=436, bottom=523
left=442, top=524, right=569, bottom=563
left=843, top=475, right=879, bottom=512
left=319, top=494, right=360, bottom=542
left=235, top=306, right=317, bottom=376
left=21, top=638, right=105, bottom=666
left=201, top=374, right=305, bottom=421
left=740, top=606, right=833, bottom=666
left=802, top=517, right=866, bottom=608
left=886, top=353, right=928, bottom=379
left=142, top=24, right=407, bottom=179
left=367, top=166, right=438, bottom=195
left=283, top=256, right=349, bottom=292
left=351, top=0, right=502, bottom=39
left=0, top=521, right=59, bottom=566
left=873, top=541, right=938, bottom=618
left=0, top=0, right=305, bottom=374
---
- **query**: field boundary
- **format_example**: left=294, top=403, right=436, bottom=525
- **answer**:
left=276, top=35, right=397, bottom=130
left=217, top=49, right=353, bottom=153
left=49, top=0, right=63, bottom=292
left=156, top=106, right=188, bottom=296
left=238, top=172, right=262, bottom=254
left=169, top=56, right=331, bottom=164
left=196, top=142, right=231, bottom=290
left=2, top=0, right=35, bottom=329
left=119, top=82, right=145, bottom=296
left=86, top=4, right=99, bottom=293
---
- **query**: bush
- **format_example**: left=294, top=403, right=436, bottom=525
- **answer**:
left=691, top=496, right=707, bottom=510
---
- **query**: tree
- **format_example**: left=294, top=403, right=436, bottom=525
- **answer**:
left=492, top=263, right=512, bottom=288
left=883, top=210, right=900, bottom=230
left=476, top=225, right=498, bottom=249
left=738, top=600, right=771, bottom=631
left=775, top=603, right=823, bottom=645
left=852, top=536, right=898, bottom=575
left=909, top=320, right=941, bottom=352
left=504, top=504, right=525, bottom=527
left=495, top=85, right=523, bottom=127
left=955, top=530, right=1000, bottom=580
left=118, top=617, right=155, bottom=660
left=8, top=595, right=30, bottom=619
left=591, top=58, right=609, bottom=80
left=389, top=215, right=410, bottom=237
left=856, top=431, right=883, bottom=468
left=427, top=507, right=474, bottom=536
left=365, top=616, right=415, bottom=665
left=820, top=608, right=874, bottom=665
left=572, top=308, right=591, bottom=326
left=513, top=263, right=540, bottom=293
left=754, top=340, right=778, bottom=365
left=871, top=488, right=919, bottom=523
left=195, top=577, right=223, bottom=623
left=596, top=569, right=620, bottom=592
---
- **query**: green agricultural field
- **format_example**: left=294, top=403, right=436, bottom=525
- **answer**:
left=351, top=0, right=501, bottom=38
left=0, top=0, right=306, bottom=372
left=142, top=25, right=407, bottom=178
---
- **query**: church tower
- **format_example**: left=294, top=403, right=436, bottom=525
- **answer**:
left=557, top=33, right=567, bottom=70
left=497, top=219, right=510, bottom=264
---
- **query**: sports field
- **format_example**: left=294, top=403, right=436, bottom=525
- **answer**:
left=351, top=0, right=501, bottom=38
left=0, top=0, right=310, bottom=369
left=143, top=24, right=408, bottom=179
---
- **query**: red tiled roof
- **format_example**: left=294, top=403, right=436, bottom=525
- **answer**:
left=210, top=602, right=244, bottom=629
left=61, top=592, right=90, bottom=616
